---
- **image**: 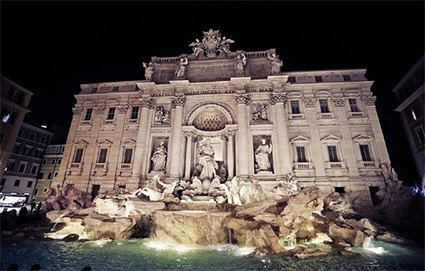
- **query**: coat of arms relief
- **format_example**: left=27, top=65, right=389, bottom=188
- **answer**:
left=189, top=28, right=235, bottom=58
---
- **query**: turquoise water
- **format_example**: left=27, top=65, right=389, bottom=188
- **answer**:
left=1, top=238, right=423, bottom=271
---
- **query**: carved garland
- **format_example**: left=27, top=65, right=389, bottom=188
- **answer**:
left=332, top=98, right=345, bottom=107
left=303, top=98, right=316, bottom=108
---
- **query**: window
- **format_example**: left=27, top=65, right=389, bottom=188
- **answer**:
left=34, top=188, right=39, bottom=196
left=31, top=165, right=38, bottom=175
left=43, top=188, right=48, bottom=193
left=60, top=146, right=65, bottom=153
left=18, top=163, right=27, bottom=173
left=12, top=143, right=21, bottom=154
left=112, top=86, right=119, bottom=92
left=84, top=108, right=93, bottom=121
left=40, top=136, right=46, bottom=144
left=46, top=146, right=51, bottom=153
left=55, top=146, right=60, bottom=153
left=51, top=159, right=56, bottom=164
left=47, top=172, right=53, bottom=180
left=349, top=99, right=359, bottom=112
left=123, top=148, right=133, bottom=163
left=23, top=145, right=33, bottom=156
left=73, top=148, right=84, bottom=163
left=414, top=126, right=425, bottom=146
left=1, top=108, right=16, bottom=124
left=91, top=87, right=98, bottom=93
left=57, top=159, right=62, bottom=165
left=359, top=144, right=372, bottom=161
left=54, top=171, right=59, bottom=177
left=327, top=145, right=339, bottom=162
left=9, top=87, right=23, bottom=105
left=27, top=181, right=33, bottom=188
left=319, top=99, right=330, bottom=113
left=35, top=149, right=43, bottom=158
left=29, top=132, right=36, bottom=141
left=18, top=129, right=24, bottom=137
left=107, top=108, right=115, bottom=120
left=97, top=149, right=108, bottom=163
left=42, top=159, right=47, bottom=165
left=14, top=180, right=21, bottom=187
left=6, top=160, right=15, bottom=171
left=343, top=74, right=351, bottom=81
left=38, top=172, right=44, bottom=179
left=130, top=107, right=139, bottom=119
left=287, top=76, right=296, bottom=83
left=296, top=146, right=307, bottom=162
left=290, top=101, right=300, bottom=114
left=315, top=76, right=323, bottom=82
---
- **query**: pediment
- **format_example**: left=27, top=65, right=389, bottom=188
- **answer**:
left=321, top=134, right=341, bottom=142
left=290, top=135, right=310, bottom=143
left=353, top=134, right=374, bottom=142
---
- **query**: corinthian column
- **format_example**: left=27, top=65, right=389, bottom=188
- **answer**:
left=226, top=130, right=236, bottom=180
left=168, top=95, right=186, bottom=178
left=235, top=94, right=251, bottom=177
left=270, top=93, right=291, bottom=176
left=133, top=98, right=153, bottom=178
left=183, top=131, right=193, bottom=180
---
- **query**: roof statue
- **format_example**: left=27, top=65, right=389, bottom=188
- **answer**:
left=189, top=29, right=234, bottom=58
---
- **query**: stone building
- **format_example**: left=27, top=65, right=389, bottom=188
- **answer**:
left=392, top=55, right=424, bottom=192
left=52, top=29, right=393, bottom=213
left=33, top=143, right=66, bottom=202
left=0, top=76, right=33, bottom=180
left=2, top=122, right=54, bottom=202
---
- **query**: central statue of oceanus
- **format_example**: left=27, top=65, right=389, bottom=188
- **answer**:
left=189, top=29, right=235, bottom=58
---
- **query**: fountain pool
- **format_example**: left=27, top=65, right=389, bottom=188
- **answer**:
left=1, top=238, right=423, bottom=271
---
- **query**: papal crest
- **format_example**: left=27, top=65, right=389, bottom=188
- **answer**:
left=189, top=28, right=234, bottom=58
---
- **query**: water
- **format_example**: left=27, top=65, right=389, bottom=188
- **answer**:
left=1, top=238, right=423, bottom=271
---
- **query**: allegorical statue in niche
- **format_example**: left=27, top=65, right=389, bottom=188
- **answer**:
left=175, top=57, right=189, bottom=79
left=197, top=138, right=218, bottom=180
left=254, top=138, right=273, bottom=173
left=267, top=53, right=283, bottom=75
left=235, top=52, right=247, bottom=76
left=143, top=62, right=154, bottom=81
left=151, top=141, right=167, bottom=172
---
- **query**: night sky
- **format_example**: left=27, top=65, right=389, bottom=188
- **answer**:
left=2, top=1, right=424, bottom=183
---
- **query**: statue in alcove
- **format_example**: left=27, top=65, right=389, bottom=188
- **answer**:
left=151, top=141, right=167, bottom=172
left=254, top=138, right=273, bottom=173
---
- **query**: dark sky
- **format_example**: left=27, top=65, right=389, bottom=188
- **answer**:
left=2, top=1, right=424, bottom=181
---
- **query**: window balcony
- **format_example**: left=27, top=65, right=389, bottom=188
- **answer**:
left=324, top=161, right=348, bottom=175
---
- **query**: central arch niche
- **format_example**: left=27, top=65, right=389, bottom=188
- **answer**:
left=186, top=102, right=235, bottom=129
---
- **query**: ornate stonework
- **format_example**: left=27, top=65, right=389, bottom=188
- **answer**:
left=235, top=94, right=251, bottom=105
left=303, top=98, right=316, bottom=108
left=270, top=93, right=286, bottom=105
left=332, top=98, right=345, bottom=107
left=171, top=96, right=186, bottom=108
left=189, top=29, right=235, bottom=58
left=361, top=96, right=376, bottom=106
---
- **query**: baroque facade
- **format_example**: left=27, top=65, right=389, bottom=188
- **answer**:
left=53, top=29, right=393, bottom=212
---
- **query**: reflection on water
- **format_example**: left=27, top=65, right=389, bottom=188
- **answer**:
left=1, top=238, right=423, bottom=271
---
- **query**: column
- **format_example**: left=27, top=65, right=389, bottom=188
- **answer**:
left=183, top=131, right=193, bottom=180
left=169, top=95, right=186, bottom=178
left=270, top=93, right=291, bottom=176
left=362, top=96, right=391, bottom=164
left=226, top=130, right=236, bottom=180
left=333, top=97, right=359, bottom=176
left=303, top=97, right=326, bottom=177
left=235, top=94, right=250, bottom=177
left=132, top=98, right=152, bottom=177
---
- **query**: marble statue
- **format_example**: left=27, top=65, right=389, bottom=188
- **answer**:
left=189, top=38, right=205, bottom=57
left=151, top=141, right=167, bottom=172
left=143, top=62, right=154, bottom=81
left=197, top=138, right=218, bottom=180
left=267, top=53, right=283, bottom=75
left=254, top=138, right=272, bottom=172
left=218, top=36, right=234, bottom=55
left=175, top=57, right=188, bottom=79
left=235, top=52, right=247, bottom=76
